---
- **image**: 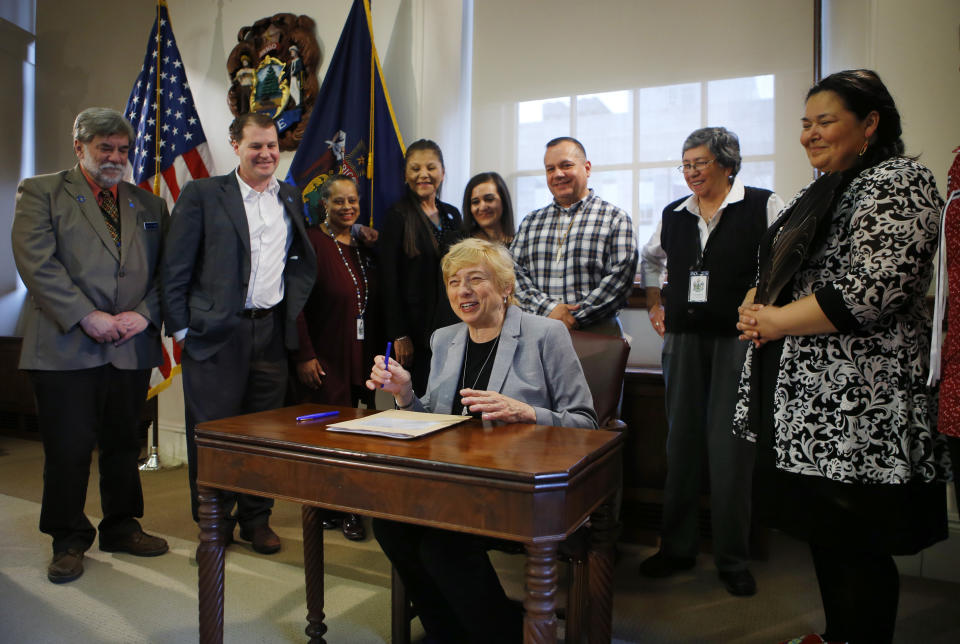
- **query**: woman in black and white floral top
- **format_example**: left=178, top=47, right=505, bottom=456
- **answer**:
left=736, top=69, right=951, bottom=644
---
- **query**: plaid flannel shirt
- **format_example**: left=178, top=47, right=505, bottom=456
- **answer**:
left=511, top=189, right=638, bottom=328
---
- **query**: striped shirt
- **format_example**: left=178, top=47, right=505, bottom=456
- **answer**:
left=511, top=189, right=638, bottom=327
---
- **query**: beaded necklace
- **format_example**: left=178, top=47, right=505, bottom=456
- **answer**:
left=322, top=222, right=368, bottom=338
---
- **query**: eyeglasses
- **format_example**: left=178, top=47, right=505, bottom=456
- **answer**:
left=677, top=159, right=716, bottom=174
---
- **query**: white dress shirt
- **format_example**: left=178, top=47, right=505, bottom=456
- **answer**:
left=173, top=171, right=292, bottom=342
left=235, top=170, right=292, bottom=309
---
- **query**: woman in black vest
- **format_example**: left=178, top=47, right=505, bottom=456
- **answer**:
left=639, top=127, right=783, bottom=596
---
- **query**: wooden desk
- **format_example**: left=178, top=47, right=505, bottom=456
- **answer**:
left=195, top=404, right=623, bottom=644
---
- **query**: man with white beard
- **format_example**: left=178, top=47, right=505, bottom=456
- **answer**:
left=11, top=107, right=170, bottom=583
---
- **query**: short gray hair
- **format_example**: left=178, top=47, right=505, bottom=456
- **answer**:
left=73, top=108, right=134, bottom=144
left=682, top=127, right=741, bottom=181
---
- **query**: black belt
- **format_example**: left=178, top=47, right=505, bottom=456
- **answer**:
left=238, top=306, right=277, bottom=319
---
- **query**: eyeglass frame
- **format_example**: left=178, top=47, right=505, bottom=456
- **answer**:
left=677, top=159, right=716, bottom=174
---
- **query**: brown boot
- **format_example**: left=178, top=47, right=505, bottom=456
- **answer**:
left=48, top=548, right=84, bottom=583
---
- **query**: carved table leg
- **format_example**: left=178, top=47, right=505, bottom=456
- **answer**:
left=524, top=541, right=559, bottom=644
left=197, top=485, right=225, bottom=644
left=302, top=506, right=327, bottom=643
left=587, top=498, right=619, bottom=644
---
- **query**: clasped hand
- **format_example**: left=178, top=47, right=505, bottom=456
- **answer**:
left=80, top=310, right=148, bottom=346
left=548, top=302, right=579, bottom=330
left=736, top=302, right=785, bottom=347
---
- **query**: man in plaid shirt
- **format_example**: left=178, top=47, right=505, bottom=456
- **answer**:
left=511, top=137, right=638, bottom=335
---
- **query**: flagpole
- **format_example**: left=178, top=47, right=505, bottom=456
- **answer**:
left=365, top=0, right=376, bottom=227
left=152, top=0, right=163, bottom=196
left=143, top=0, right=166, bottom=471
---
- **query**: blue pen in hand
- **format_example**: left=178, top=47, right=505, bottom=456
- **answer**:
left=295, top=411, right=340, bottom=423
left=382, top=341, right=392, bottom=389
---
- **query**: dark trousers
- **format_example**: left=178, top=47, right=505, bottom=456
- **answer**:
left=182, top=313, right=286, bottom=529
left=660, top=332, right=755, bottom=571
left=810, top=543, right=899, bottom=644
left=373, top=519, right=522, bottom=644
left=29, top=365, right=150, bottom=554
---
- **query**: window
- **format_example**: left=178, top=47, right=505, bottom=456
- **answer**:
left=513, top=75, right=776, bottom=253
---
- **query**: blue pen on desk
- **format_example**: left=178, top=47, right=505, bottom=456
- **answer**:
left=295, top=411, right=340, bottom=423
left=382, top=341, right=392, bottom=388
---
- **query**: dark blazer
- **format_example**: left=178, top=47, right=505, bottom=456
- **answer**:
left=379, top=196, right=463, bottom=347
left=411, top=306, right=598, bottom=429
left=12, top=166, right=168, bottom=371
left=160, top=172, right=316, bottom=361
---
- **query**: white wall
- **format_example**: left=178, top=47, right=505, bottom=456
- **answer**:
left=824, top=0, right=960, bottom=191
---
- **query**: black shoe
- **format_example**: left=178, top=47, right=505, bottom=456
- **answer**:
left=341, top=514, right=366, bottom=541
left=638, top=551, right=696, bottom=578
left=48, top=548, right=84, bottom=583
left=321, top=517, right=342, bottom=530
left=718, top=568, right=757, bottom=596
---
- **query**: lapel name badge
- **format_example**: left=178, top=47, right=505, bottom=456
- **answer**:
left=143, top=221, right=160, bottom=230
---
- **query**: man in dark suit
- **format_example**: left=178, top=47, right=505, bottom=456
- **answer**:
left=12, top=107, right=170, bottom=583
left=161, top=113, right=316, bottom=554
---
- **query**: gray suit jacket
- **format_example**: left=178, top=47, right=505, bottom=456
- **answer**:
left=160, top=172, right=316, bottom=361
left=12, top=166, right=168, bottom=371
left=414, top=306, right=598, bottom=429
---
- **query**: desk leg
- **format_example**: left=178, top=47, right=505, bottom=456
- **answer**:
left=523, top=541, right=558, bottom=644
left=587, top=498, right=618, bottom=644
left=302, top=506, right=327, bottom=643
left=197, top=485, right=226, bottom=644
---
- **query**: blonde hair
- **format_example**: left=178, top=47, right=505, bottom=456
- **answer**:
left=441, top=238, right=517, bottom=306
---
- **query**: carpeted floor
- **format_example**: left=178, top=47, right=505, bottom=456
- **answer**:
left=2, top=434, right=959, bottom=643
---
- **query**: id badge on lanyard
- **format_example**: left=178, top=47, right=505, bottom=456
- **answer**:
left=689, top=228, right=710, bottom=304
left=688, top=271, right=709, bottom=303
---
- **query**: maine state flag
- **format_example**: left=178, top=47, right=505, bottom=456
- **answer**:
left=287, top=0, right=405, bottom=229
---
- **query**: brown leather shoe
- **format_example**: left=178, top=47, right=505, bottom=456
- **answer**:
left=100, top=530, right=169, bottom=557
left=48, top=548, right=85, bottom=583
left=239, top=523, right=281, bottom=554
left=341, top=514, right=366, bottom=541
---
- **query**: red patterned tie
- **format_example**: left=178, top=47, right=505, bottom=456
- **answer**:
left=99, top=190, right=121, bottom=247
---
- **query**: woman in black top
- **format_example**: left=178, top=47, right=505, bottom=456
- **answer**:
left=380, top=139, right=463, bottom=395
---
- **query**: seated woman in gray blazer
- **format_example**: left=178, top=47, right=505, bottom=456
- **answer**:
left=366, top=237, right=597, bottom=644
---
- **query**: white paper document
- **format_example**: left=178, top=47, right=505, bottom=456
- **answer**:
left=325, top=409, right=469, bottom=439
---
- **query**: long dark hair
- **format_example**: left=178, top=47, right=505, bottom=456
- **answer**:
left=807, top=69, right=906, bottom=169
left=400, top=139, right=446, bottom=258
left=461, top=172, right=515, bottom=241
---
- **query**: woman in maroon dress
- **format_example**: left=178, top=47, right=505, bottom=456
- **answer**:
left=293, top=174, right=380, bottom=540
left=933, top=146, right=960, bottom=515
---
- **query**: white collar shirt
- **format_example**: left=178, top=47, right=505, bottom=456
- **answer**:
left=235, top=170, right=291, bottom=309
left=640, top=178, right=784, bottom=288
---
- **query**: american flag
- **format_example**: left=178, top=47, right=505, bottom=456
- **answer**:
left=124, top=0, right=214, bottom=398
